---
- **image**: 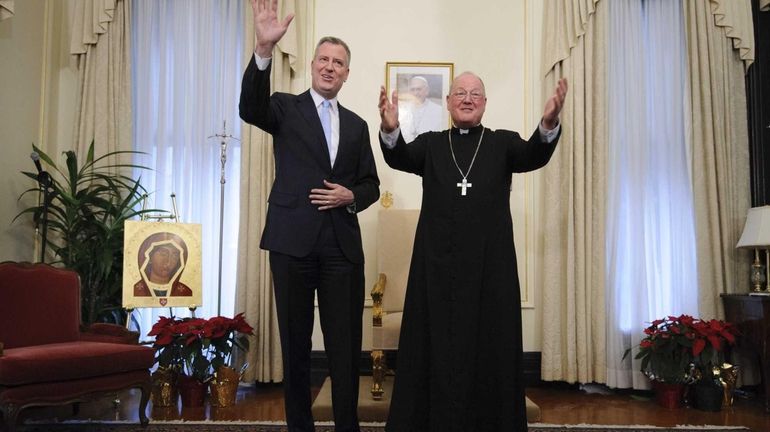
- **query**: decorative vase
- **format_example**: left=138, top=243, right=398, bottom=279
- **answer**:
left=150, top=367, right=178, bottom=407
left=694, top=379, right=723, bottom=411
left=210, top=366, right=240, bottom=407
left=652, top=381, right=685, bottom=409
left=177, top=374, right=208, bottom=407
left=720, top=364, right=739, bottom=407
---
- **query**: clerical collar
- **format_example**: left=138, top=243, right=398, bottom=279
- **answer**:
left=451, top=124, right=484, bottom=135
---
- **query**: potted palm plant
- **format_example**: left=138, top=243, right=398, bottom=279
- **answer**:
left=16, top=142, right=153, bottom=325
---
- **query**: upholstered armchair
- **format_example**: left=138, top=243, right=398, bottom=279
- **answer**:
left=370, top=209, right=420, bottom=400
left=0, top=262, right=154, bottom=431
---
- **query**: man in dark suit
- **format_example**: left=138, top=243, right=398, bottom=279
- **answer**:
left=239, top=1, right=379, bottom=431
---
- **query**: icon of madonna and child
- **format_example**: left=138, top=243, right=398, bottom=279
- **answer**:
left=133, top=232, right=193, bottom=298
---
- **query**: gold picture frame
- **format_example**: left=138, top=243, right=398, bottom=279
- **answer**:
left=385, top=62, right=454, bottom=142
left=122, top=220, right=203, bottom=309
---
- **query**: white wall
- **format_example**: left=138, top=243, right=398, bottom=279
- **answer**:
left=0, top=0, right=46, bottom=263
left=0, top=0, right=78, bottom=263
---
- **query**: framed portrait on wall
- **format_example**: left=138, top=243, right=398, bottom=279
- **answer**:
left=122, top=220, right=203, bottom=309
left=385, top=62, right=454, bottom=143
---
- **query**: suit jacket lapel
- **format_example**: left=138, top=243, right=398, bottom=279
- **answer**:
left=297, top=91, right=332, bottom=170
left=334, top=103, right=355, bottom=171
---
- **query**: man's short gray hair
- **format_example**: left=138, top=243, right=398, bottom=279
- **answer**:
left=314, top=36, right=351, bottom=66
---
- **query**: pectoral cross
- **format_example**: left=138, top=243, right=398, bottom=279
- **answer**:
left=457, top=178, right=472, bottom=196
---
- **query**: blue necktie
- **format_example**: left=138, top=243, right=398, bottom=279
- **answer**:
left=320, top=100, right=332, bottom=152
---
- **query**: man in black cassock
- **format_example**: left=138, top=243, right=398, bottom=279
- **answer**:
left=377, top=72, right=568, bottom=432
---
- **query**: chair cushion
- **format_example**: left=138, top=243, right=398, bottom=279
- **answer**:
left=0, top=369, right=150, bottom=406
left=371, top=312, right=403, bottom=350
left=80, top=323, right=141, bottom=345
left=0, top=341, right=154, bottom=386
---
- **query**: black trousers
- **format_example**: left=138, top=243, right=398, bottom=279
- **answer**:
left=269, top=216, right=364, bottom=432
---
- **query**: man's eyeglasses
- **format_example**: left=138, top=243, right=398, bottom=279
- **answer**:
left=451, top=90, right=485, bottom=101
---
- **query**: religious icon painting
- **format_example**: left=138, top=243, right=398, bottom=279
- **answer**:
left=385, top=62, right=453, bottom=143
left=122, top=220, right=203, bottom=309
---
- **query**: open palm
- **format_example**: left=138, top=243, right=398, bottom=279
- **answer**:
left=252, top=0, right=294, bottom=49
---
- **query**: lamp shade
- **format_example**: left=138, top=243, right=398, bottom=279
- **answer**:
left=737, top=206, right=770, bottom=248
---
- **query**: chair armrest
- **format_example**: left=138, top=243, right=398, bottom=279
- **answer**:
left=371, top=273, right=386, bottom=327
left=80, top=323, right=140, bottom=344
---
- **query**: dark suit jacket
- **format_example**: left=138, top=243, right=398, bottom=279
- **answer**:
left=239, top=57, right=379, bottom=264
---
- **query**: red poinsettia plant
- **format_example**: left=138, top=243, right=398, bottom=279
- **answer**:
left=149, top=316, right=210, bottom=381
left=625, top=314, right=738, bottom=384
left=204, top=313, right=254, bottom=372
left=689, top=317, right=739, bottom=379
left=148, top=313, right=254, bottom=382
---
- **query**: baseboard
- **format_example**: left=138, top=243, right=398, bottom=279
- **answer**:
left=310, top=351, right=543, bottom=385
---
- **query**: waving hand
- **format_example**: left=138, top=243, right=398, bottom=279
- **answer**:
left=252, top=0, right=295, bottom=58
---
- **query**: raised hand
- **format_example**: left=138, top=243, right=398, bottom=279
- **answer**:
left=252, top=0, right=295, bottom=58
left=542, top=78, right=568, bottom=130
left=378, top=86, right=400, bottom=133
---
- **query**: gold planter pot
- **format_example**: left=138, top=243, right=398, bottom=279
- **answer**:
left=151, top=367, right=179, bottom=407
left=720, top=363, right=739, bottom=407
left=210, top=366, right=241, bottom=407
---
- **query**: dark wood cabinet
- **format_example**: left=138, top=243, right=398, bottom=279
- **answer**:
left=721, top=293, right=770, bottom=411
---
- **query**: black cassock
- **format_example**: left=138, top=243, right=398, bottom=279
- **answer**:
left=380, top=125, right=559, bottom=432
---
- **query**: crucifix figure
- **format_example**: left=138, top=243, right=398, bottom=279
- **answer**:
left=457, top=178, right=472, bottom=196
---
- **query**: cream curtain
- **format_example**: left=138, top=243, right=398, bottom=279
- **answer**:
left=540, top=0, right=607, bottom=384
left=706, top=0, right=755, bottom=71
left=235, top=0, right=302, bottom=383
left=539, top=0, right=755, bottom=383
left=684, top=0, right=753, bottom=319
left=69, top=0, right=132, bottom=161
left=0, top=0, right=13, bottom=21
left=762, top=0, right=769, bottom=11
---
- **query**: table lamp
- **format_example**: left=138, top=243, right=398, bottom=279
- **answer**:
left=736, top=206, right=770, bottom=292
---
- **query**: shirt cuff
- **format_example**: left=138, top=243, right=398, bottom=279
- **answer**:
left=253, top=53, right=272, bottom=71
left=539, top=120, right=560, bottom=144
left=380, top=127, right=401, bottom=149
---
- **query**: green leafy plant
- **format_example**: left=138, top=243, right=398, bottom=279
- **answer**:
left=16, top=142, right=153, bottom=325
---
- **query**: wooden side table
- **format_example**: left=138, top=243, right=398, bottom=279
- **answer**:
left=720, top=293, right=770, bottom=411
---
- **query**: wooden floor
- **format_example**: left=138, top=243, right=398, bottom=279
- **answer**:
left=15, top=381, right=770, bottom=431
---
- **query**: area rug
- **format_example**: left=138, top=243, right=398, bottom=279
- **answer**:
left=17, top=421, right=750, bottom=432
left=528, top=424, right=748, bottom=432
